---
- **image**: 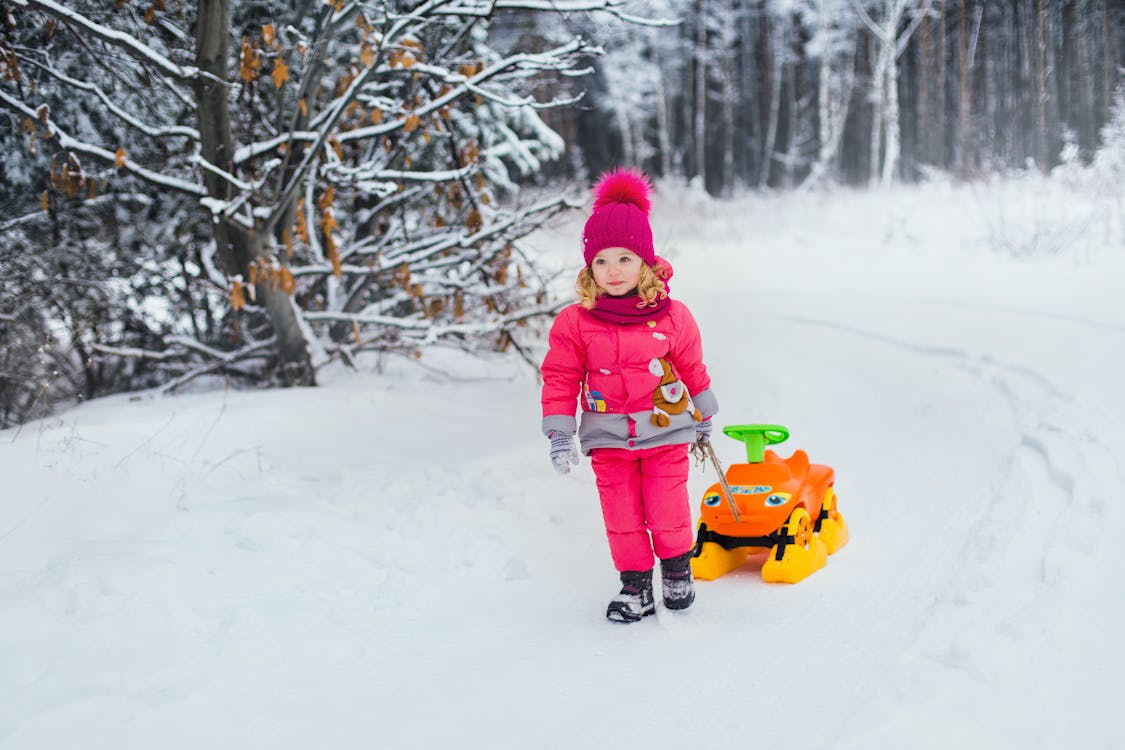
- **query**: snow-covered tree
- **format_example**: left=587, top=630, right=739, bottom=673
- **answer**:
left=797, top=0, right=858, bottom=189
left=1, top=0, right=644, bottom=424
left=852, top=0, right=933, bottom=185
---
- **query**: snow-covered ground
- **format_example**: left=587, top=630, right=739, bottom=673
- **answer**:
left=2, top=176, right=1123, bottom=749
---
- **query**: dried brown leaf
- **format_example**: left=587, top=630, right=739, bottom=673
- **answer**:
left=239, top=38, right=261, bottom=83
left=360, top=42, right=376, bottom=69
left=279, top=267, right=296, bottom=295
left=272, top=57, right=289, bottom=88
left=231, top=280, right=246, bottom=310
left=466, top=209, right=482, bottom=233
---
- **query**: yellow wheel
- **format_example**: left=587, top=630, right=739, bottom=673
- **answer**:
left=762, top=507, right=827, bottom=584
left=817, top=487, right=850, bottom=555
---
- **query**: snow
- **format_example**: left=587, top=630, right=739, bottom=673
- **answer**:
left=2, top=176, right=1124, bottom=749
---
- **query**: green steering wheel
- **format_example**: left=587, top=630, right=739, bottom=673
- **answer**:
left=721, top=424, right=790, bottom=463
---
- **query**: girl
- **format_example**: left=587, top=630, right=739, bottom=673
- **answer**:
left=540, top=169, right=719, bottom=623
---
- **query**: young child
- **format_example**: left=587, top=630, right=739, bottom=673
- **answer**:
left=540, top=169, right=718, bottom=623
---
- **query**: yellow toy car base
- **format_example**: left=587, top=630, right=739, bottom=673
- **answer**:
left=691, top=424, right=848, bottom=584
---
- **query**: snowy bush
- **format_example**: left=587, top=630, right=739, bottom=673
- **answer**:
left=1090, top=86, right=1125, bottom=196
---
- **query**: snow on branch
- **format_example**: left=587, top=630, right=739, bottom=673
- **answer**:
left=234, top=131, right=318, bottom=166
left=435, top=0, right=679, bottom=26
left=303, top=300, right=561, bottom=346
left=266, top=17, right=588, bottom=233
left=89, top=343, right=182, bottom=361
left=19, top=55, right=200, bottom=141
left=325, top=163, right=478, bottom=185
left=87, top=337, right=277, bottom=395
left=159, top=339, right=276, bottom=394
left=190, top=154, right=254, bottom=193
left=263, top=0, right=458, bottom=229
left=0, top=90, right=207, bottom=198
left=850, top=0, right=934, bottom=57
left=336, top=40, right=588, bottom=145
left=0, top=193, right=152, bottom=232
left=380, top=195, right=574, bottom=267
left=14, top=0, right=203, bottom=82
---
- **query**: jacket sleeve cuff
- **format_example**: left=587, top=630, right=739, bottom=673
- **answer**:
left=693, top=388, right=719, bottom=420
left=542, top=414, right=577, bottom=437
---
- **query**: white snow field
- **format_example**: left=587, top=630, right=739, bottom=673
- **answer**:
left=2, top=177, right=1123, bottom=749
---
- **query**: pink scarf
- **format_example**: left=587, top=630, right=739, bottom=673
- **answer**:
left=590, top=293, right=670, bottom=324
left=588, top=257, right=673, bottom=325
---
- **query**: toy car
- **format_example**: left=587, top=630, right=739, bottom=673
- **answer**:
left=692, top=424, right=848, bottom=583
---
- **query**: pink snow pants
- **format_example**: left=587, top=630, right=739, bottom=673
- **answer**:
left=590, top=443, right=694, bottom=572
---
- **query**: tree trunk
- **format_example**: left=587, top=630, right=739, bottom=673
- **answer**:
left=654, top=63, right=672, bottom=177
left=782, top=45, right=798, bottom=188
left=970, top=0, right=985, bottom=175
left=694, top=0, right=707, bottom=185
left=936, top=2, right=946, bottom=168
left=802, top=38, right=854, bottom=190
left=958, top=0, right=972, bottom=177
left=195, top=0, right=314, bottom=385
left=1035, top=0, right=1049, bottom=171
left=869, top=36, right=886, bottom=186
left=1060, top=0, right=1075, bottom=142
left=615, top=98, right=636, bottom=168
left=1075, top=0, right=1096, bottom=151
left=1019, top=0, right=1035, bottom=165
left=739, top=4, right=760, bottom=182
left=760, top=13, right=782, bottom=188
left=721, top=34, right=736, bottom=195
left=918, top=12, right=933, bottom=165
left=882, top=36, right=901, bottom=185
left=1103, top=0, right=1112, bottom=122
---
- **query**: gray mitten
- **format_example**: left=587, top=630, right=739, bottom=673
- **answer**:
left=694, top=418, right=713, bottom=444
left=548, top=431, right=579, bottom=475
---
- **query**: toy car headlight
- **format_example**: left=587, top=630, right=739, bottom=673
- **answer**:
left=765, top=492, right=791, bottom=507
left=704, top=494, right=722, bottom=507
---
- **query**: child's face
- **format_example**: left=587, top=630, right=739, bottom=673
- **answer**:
left=590, top=247, right=643, bottom=296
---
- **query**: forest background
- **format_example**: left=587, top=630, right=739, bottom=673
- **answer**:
left=1, top=0, right=1122, bottom=427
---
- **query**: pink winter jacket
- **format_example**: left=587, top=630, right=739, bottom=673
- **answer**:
left=540, top=298, right=718, bottom=453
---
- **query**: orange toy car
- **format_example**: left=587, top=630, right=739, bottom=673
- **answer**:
left=692, top=424, right=848, bottom=583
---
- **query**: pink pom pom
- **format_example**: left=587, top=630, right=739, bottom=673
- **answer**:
left=592, top=168, right=652, bottom=215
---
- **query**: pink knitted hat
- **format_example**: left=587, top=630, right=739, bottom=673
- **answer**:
left=581, top=169, right=655, bottom=266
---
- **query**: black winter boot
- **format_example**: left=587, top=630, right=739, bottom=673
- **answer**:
left=606, top=569, right=656, bottom=623
left=660, top=551, right=695, bottom=610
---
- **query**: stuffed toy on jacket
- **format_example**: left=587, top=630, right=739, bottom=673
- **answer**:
left=649, top=357, right=702, bottom=428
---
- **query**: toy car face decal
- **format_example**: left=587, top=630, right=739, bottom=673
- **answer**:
left=764, top=492, right=791, bottom=507
left=705, top=485, right=774, bottom=507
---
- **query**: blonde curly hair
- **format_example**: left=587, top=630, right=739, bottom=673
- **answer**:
left=576, top=261, right=668, bottom=310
